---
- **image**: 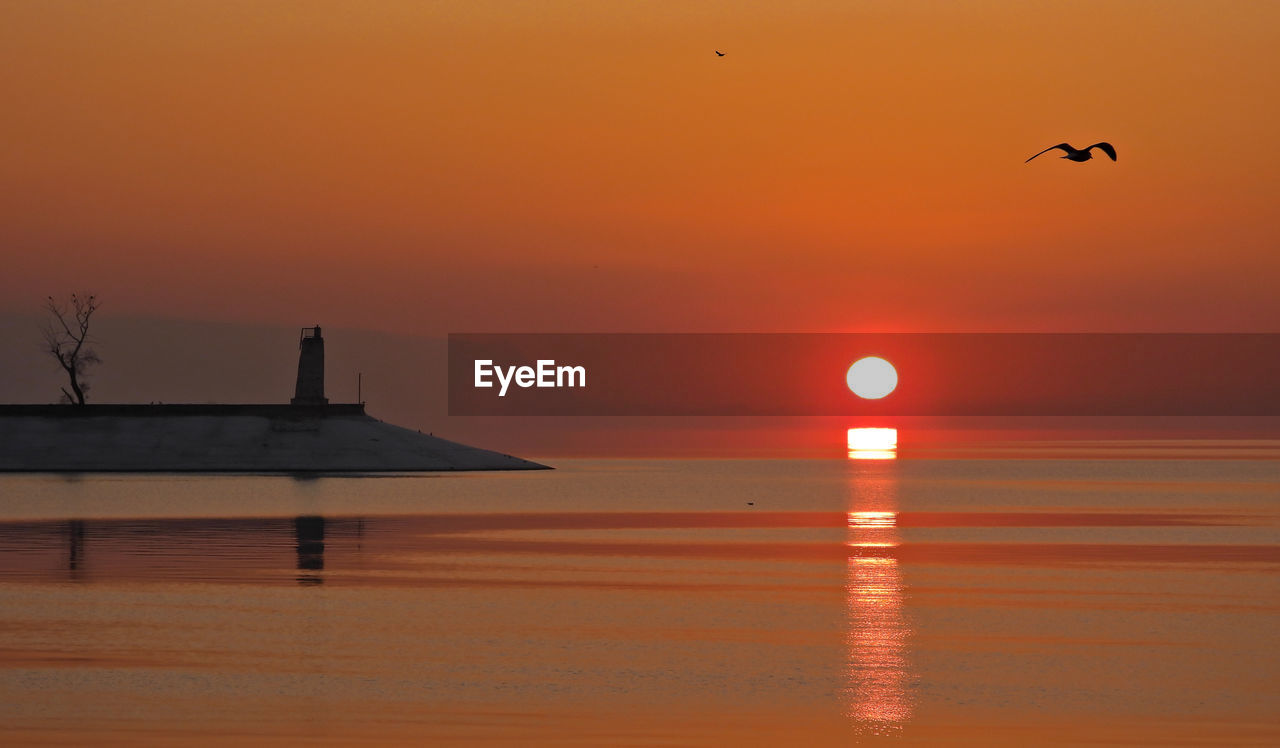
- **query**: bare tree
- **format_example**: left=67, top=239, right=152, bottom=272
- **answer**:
left=42, top=293, right=101, bottom=405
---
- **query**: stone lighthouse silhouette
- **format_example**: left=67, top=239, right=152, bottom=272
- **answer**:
left=291, top=326, right=329, bottom=405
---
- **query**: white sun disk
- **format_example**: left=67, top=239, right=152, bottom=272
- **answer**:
left=846, top=357, right=898, bottom=399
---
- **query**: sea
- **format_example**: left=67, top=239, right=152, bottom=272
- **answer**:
left=1, top=445, right=1278, bottom=745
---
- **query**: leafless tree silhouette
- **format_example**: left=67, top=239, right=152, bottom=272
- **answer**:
left=42, top=293, right=101, bottom=405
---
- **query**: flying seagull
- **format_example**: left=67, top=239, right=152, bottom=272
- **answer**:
left=715, top=50, right=725, bottom=56
left=1025, top=142, right=1117, bottom=163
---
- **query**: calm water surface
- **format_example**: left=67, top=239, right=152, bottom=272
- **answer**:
left=1, top=451, right=1278, bottom=745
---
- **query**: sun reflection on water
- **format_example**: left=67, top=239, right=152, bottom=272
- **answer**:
left=842, top=452, right=912, bottom=734
left=847, top=427, right=897, bottom=460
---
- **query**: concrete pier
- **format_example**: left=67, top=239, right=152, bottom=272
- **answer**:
left=0, top=325, right=548, bottom=472
left=0, top=404, right=547, bottom=472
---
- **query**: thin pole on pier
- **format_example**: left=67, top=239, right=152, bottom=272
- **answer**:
left=358, top=372, right=363, bottom=405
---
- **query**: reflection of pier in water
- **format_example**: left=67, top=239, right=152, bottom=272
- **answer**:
left=0, top=517, right=365, bottom=586
left=294, top=516, right=325, bottom=585
left=843, top=431, right=912, bottom=732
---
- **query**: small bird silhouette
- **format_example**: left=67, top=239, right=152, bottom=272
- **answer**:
left=1025, top=142, right=1117, bottom=163
left=715, top=50, right=725, bottom=57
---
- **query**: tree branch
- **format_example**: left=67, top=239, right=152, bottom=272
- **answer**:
left=42, top=293, right=101, bottom=405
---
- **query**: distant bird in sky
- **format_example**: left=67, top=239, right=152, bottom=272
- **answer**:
left=1025, top=142, right=1117, bottom=163
left=715, top=50, right=725, bottom=56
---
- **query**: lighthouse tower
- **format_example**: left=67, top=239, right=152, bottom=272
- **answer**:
left=291, top=326, right=329, bottom=406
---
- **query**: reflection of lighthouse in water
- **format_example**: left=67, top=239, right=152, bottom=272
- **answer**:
left=843, top=431, right=912, bottom=733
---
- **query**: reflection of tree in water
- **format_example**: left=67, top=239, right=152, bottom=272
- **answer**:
left=66, top=519, right=86, bottom=580
left=295, top=516, right=325, bottom=585
left=843, top=457, right=912, bottom=734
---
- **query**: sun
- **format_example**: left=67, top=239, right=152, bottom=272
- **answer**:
left=846, top=357, right=898, bottom=399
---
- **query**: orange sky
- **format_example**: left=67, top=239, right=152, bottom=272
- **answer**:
left=2, top=0, right=1278, bottom=336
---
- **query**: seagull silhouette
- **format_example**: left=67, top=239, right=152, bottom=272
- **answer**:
left=714, top=50, right=725, bottom=56
left=1025, top=142, right=1117, bottom=163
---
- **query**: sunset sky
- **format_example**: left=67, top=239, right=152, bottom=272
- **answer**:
left=3, top=0, right=1277, bottom=334
left=1, top=1, right=1278, bottom=451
